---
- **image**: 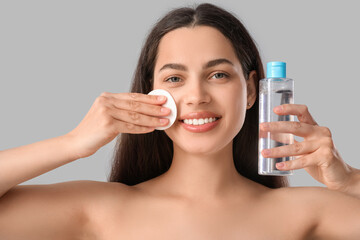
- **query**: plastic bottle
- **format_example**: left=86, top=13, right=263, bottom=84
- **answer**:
left=258, top=61, right=294, bottom=176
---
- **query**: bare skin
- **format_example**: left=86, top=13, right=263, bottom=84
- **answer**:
left=3, top=177, right=360, bottom=240
left=1, top=26, right=360, bottom=240
left=90, top=176, right=318, bottom=240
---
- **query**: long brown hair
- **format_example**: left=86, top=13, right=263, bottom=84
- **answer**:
left=108, top=3, right=289, bottom=188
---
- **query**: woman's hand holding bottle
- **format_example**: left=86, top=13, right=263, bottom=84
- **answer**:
left=259, top=104, right=360, bottom=197
left=67, top=92, right=170, bottom=159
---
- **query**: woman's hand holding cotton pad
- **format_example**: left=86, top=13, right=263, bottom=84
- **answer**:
left=148, top=89, right=177, bottom=130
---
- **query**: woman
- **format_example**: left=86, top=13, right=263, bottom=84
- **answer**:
left=1, top=3, right=360, bottom=239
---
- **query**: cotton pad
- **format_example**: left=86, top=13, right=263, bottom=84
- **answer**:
left=148, top=89, right=177, bottom=130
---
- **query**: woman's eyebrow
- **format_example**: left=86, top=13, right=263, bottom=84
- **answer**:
left=158, top=58, right=234, bottom=73
left=204, top=58, right=234, bottom=69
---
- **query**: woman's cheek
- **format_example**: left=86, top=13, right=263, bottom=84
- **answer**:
left=232, top=98, right=247, bottom=131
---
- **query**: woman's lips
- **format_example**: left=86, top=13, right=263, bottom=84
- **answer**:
left=179, top=118, right=221, bottom=133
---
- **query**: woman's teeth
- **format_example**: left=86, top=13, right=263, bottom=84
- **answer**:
left=182, top=117, right=219, bottom=126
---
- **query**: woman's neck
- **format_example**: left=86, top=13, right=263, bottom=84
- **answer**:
left=150, top=141, right=254, bottom=202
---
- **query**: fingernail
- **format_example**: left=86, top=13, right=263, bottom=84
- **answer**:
left=160, top=118, right=168, bottom=124
left=161, top=107, right=169, bottom=113
left=263, top=149, right=271, bottom=156
left=261, top=122, right=269, bottom=130
left=276, top=162, right=285, bottom=169
left=274, top=105, right=283, bottom=113
left=157, top=96, right=166, bottom=101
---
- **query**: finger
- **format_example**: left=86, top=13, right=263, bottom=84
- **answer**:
left=112, top=120, right=156, bottom=134
left=294, top=139, right=305, bottom=159
left=104, top=92, right=168, bottom=106
left=274, top=104, right=318, bottom=125
left=261, top=139, right=320, bottom=158
left=108, top=108, right=169, bottom=128
left=259, top=131, right=294, bottom=144
left=275, top=153, right=315, bottom=171
left=260, top=121, right=316, bottom=138
left=259, top=127, right=299, bottom=144
left=104, top=92, right=172, bottom=118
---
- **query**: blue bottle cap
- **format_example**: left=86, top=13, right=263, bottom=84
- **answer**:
left=267, top=61, right=286, bottom=78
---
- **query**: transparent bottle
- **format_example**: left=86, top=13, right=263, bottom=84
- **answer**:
left=258, top=61, right=294, bottom=176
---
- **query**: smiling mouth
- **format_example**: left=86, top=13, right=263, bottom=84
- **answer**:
left=179, top=117, right=221, bottom=125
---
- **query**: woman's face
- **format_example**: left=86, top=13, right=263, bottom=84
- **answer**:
left=153, top=26, right=255, bottom=155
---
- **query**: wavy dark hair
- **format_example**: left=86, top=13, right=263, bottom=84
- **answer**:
left=108, top=3, right=289, bottom=188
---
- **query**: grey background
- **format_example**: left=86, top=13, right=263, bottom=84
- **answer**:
left=1, top=0, right=359, bottom=187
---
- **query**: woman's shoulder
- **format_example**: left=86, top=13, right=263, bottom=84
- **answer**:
left=268, top=185, right=360, bottom=237
left=69, top=180, right=136, bottom=237
left=0, top=180, right=133, bottom=240
left=47, top=180, right=133, bottom=200
left=74, top=180, right=133, bottom=194
left=255, top=186, right=334, bottom=238
left=270, top=185, right=354, bottom=203
left=277, top=185, right=360, bottom=238
left=34, top=180, right=134, bottom=216
left=267, top=185, right=340, bottom=209
left=73, top=180, right=135, bottom=207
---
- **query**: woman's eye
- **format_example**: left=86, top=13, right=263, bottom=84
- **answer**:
left=165, top=76, right=181, bottom=83
left=212, top=72, right=228, bottom=79
left=164, top=73, right=228, bottom=84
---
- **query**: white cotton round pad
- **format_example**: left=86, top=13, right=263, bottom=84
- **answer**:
left=148, top=89, right=177, bottom=130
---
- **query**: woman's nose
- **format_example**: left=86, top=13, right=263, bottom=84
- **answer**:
left=183, top=81, right=211, bottom=106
